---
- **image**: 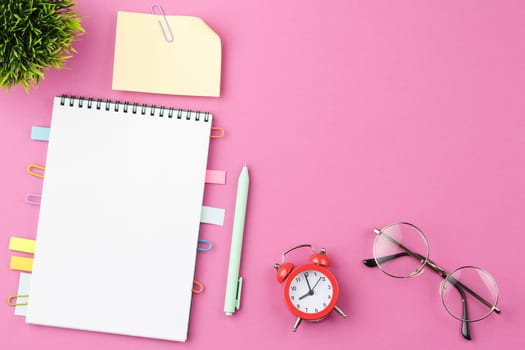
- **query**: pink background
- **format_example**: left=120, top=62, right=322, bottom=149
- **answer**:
left=1, top=0, right=524, bottom=349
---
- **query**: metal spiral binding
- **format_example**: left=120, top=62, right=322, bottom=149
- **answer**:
left=59, top=95, right=210, bottom=122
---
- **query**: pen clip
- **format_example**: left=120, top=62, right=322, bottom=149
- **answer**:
left=235, top=277, right=243, bottom=311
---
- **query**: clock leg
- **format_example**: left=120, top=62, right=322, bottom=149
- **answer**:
left=334, top=305, right=347, bottom=318
left=292, top=317, right=302, bottom=332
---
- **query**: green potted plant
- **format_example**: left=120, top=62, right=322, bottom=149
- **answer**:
left=0, top=0, right=84, bottom=91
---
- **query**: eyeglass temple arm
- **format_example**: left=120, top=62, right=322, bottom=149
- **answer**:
left=363, top=253, right=406, bottom=267
left=448, top=276, right=472, bottom=340
left=363, top=253, right=472, bottom=340
left=363, top=252, right=449, bottom=276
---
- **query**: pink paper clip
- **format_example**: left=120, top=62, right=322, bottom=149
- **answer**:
left=25, top=193, right=41, bottom=206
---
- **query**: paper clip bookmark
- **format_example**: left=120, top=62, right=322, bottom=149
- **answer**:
left=25, top=193, right=42, bottom=206
left=211, top=127, right=225, bottom=139
left=151, top=4, right=174, bottom=43
left=8, top=294, right=29, bottom=307
left=197, top=239, right=213, bottom=252
left=27, top=164, right=45, bottom=179
left=192, top=280, right=204, bottom=294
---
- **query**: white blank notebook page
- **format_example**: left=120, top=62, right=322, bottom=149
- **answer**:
left=26, top=96, right=212, bottom=342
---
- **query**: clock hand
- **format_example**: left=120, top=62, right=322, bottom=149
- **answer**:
left=311, top=277, right=322, bottom=292
left=299, top=273, right=316, bottom=300
left=304, top=273, right=313, bottom=292
left=298, top=291, right=310, bottom=300
left=299, top=277, right=323, bottom=299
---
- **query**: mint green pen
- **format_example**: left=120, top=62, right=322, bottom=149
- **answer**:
left=224, top=165, right=250, bottom=316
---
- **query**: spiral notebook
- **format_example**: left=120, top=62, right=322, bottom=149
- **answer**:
left=26, top=96, right=212, bottom=342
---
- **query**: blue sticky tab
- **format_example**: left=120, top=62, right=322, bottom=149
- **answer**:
left=31, top=126, right=50, bottom=141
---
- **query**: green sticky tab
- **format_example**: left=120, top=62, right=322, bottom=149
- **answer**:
left=236, top=277, right=243, bottom=310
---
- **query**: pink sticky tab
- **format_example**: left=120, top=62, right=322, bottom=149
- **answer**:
left=205, top=170, right=226, bottom=184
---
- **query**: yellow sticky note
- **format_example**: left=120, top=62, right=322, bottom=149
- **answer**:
left=9, top=237, right=36, bottom=254
left=112, top=11, right=221, bottom=97
left=10, top=256, right=34, bottom=272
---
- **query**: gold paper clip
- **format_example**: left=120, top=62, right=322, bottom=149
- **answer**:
left=211, top=127, right=225, bottom=139
left=151, top=4, right=174, bottom=43
left=27, top=164, right=45, bottom=179
left=7, top=294, right=29, bottom=306
left=192, top=280, right=204, bottom=294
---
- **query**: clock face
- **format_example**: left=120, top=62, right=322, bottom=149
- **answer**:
left=283, top=264, right=339, bottom=320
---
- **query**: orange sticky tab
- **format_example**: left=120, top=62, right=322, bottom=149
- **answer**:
left=9, top=237, right=36, bottom=254
left=10, top=256, right=34, bottom=272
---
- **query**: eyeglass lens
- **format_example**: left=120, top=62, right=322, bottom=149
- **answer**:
left=441, top=266, right=499, bottom=322
left=372, top=222, right=429, bottom=278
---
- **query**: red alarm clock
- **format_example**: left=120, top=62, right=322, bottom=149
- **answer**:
left=274, top=244, right=346, bottom=331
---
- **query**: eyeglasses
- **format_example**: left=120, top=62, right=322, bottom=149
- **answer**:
left=363, top=222, right=500, bottom=340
